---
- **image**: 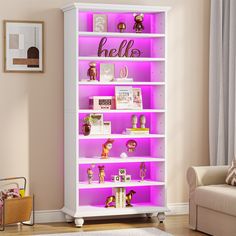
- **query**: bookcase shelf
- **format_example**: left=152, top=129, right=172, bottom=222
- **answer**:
left=62, top=2, right=170, bottom=227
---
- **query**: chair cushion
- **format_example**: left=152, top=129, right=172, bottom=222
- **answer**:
left=226, top=159, right=236, bottom=186
left=195, top=184, right=236, bottom=216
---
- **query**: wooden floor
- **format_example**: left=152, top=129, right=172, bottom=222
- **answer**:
left=1, top=215, right=207, bottom=236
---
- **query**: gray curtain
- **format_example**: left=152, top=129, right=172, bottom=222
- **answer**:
left=209, top=0, right=236, bottom=165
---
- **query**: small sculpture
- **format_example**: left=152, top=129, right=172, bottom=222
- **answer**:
left=119, top=65, right=129, bottom=79
left=126, top=139, right=137, bottom=152
left=87, top=167, right=94, bottom=184
left=131, top=115, right=138, bottom=128
left=126, top=190, right=136, bottom=207
left=101, top=138, right=114, bottom=159
left=98, top=165, right=105, bottom=183
left=87, top=62, right=97, bottom=80
left=133, top=14, right=144, bottom=33
left=120, top=152, right=128, bottom=159
left=140, top=162, right=147, bottom=181
left=117, top=22, right=126, bottom=33
left=140, top=115, right=146, bottom=128
left=105, top=195, right=116, bottom=208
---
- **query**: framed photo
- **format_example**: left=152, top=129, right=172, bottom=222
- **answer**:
left=115, top=86, right=134, bottom=110
left=93, top=14, right=107, bottom=32
left=89, top=114, right=104, bottom=135
left=132, top=88, right=143, bottom=109
left=4, top=20, right=44, bottom=72
left=100, top=63, right=115, bottom=82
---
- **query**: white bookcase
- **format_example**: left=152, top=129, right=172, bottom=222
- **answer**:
left=62, top=2, right=170, bottom=227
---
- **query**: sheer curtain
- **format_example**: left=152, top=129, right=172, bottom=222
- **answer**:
left=209, top=0, right=236, bottom=165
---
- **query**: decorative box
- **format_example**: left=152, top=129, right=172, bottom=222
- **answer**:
left=120, top=175, right=131, bottom=182
left=118, top=169, right=126, bottom=176
left=111, top=175, right=121, bottom=182
left=89, top=96, right=115, bottom=110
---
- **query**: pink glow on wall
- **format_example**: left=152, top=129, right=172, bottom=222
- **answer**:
left=78, top=12, right=165, bottom=34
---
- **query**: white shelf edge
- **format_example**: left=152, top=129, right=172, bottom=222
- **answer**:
left=78, top=31, right=165, bottom=38
left=78, top=180, right=165, bottom=189
left=78, top=81, right=165, bottom=86
left=78, top=134, right=165, bottom=139
left=78, top=56, right=165, bottom=62
left=78, top=109, right=165, bottom=113
left=78, top=157, right=165, bottom=164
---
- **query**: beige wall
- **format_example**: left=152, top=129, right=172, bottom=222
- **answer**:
left=0, top=0, right=210, bottom=210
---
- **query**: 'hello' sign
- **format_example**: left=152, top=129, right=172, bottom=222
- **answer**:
left=97, top=37, right=142, bottom=58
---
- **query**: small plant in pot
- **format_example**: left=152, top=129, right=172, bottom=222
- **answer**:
left=82, top=116, right=92, bottom=136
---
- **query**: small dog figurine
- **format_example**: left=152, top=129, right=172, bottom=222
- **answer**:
left=98, top=165, right=105, bottom=183
left=101, top=139, right=114, bottom=159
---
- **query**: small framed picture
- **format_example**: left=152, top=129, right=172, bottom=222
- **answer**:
left=4, top=20, right=44, bottom=72
left=103, top=121, right=111, bottom=135
left=93, top=14, right=107, bottom=32
left=100, top=63, right=115, bottom=82
left=89, top=114, right=104, bottom=135
left=132, top=88, right=143, bottom=110
left=115, top=86, right=134, bottom=110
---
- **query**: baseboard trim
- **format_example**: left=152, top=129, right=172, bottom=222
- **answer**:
left=35, top=203, right=189, bottom=223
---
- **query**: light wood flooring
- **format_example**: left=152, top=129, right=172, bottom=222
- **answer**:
left=1, top=215, right=207, bottom=236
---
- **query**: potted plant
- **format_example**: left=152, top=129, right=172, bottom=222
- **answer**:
left=82, top=116, right=92, bottom=136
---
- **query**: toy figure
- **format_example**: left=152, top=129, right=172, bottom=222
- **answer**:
left=126, top=190, right=136, bottom=207
left=140, top=115, right=146, bottom=128
left=117, top=22, right=126, bottom=33
left=98, top=165, right=105, bottom=183
left=126, top=139, right=137, bottom=152
left=133, top=14, right=144, bottom=33
left=87, top=167, right=93, bottom=184
left=140, top=162, right=147, bottom=181
left=131, top=115, right=138, bottom=128
left=87, top=62, right=97, bottom=80
left=101, top=138, right=114, bottom=159
left=105, top=195, right=116, bottom=208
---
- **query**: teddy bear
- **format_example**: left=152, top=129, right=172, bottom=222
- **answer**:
left=133, top=14, right=144, bottom=33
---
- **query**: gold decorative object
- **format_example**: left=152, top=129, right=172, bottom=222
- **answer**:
left=126, top=190, right=136, bottom=207
left=101, top=138, right=114, bottom=159
left=133, top=14, right=144, bottom=33
left=105, top=195, right=116, bottom=208
left=119, top=65, right=129, bottom=79
left=87, top=62, right=97, bottom=80
left=98, top=165, right=105, bottom=183
left=126, top=139, right=137, bottom=152
left=117, top=22, right=126, bottom=33
left=140, top=162, right=147, bottom=181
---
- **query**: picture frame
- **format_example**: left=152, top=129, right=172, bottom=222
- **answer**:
left=115, top=86, right=134, bottom=110
left=100, top=63, right=115, bottom=82
left=4, top=20, right=44, bottom=72
left=132, top=88, right=143, bottom=110
left=89, top=114, right=104, bottom=135
left=93, top=14, right=107, bottom=32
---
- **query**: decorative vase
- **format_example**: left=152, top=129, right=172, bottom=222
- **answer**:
left=82, top=124, right=91, bottom=136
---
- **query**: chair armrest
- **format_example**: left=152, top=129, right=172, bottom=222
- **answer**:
left=187, top=165, right=228, bottom=194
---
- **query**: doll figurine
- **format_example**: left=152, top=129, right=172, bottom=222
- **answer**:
left=87, top=167, right=93, bottom=184
left=101, top=138, right=114, bottom=159
left=131, top=115, right=138, bottom=128
left=126, top=139, right=137, bottom=152
left=98, top=165, right=105, bottom=183
left=133, top=14, right=144, bottom=33
left=87, top=62, right=97, bottom=81
left=140, top=115, right=146, bottom=128
left=140, top=162, right=147, bottom=181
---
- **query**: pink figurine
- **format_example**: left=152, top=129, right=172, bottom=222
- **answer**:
left=101, top=139, right=114, bottom=159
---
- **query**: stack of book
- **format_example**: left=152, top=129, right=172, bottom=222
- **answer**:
left=126, top=128, right=150, bottom=135
left=113, top=187, right=126, bottom=208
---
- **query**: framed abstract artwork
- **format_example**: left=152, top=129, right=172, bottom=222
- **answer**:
left=4, top=20, right=44, bottom=72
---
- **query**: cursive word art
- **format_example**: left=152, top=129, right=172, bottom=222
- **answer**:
left=97, top=37, right=141, bottom=58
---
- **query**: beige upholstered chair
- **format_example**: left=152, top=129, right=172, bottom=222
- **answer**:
left=187, top=166, right=236, bottom=236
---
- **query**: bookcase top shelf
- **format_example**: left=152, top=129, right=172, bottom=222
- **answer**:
left=78, top=57, right=165, bottom=62
left=78, top=157, right=165, bottom=164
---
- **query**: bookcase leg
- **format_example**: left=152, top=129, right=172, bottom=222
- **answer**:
left=75, top=218, right=84, bottom=227
left=157, top=212, right=165, bottom=223
left=146, top=213, right=155, bottom=218
left=65, top=214, right=73, bottom=223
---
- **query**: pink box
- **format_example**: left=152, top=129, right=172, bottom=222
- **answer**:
left=89, top=96, right=116, bottom=110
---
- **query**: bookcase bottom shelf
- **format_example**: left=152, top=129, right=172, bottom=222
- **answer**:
left=63, top=204, right=168, bottom=218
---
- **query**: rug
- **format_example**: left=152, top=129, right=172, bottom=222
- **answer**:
left=35, top=227, right=172, bottom=236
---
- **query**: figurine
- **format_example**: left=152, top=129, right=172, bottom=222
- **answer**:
left=126, top=190, right=136, bottom=207
left=101, top=138, right=114, bottom=159
left=140, top=162, right=147, bottom=181
left=87, top=62, right=97, bottom=80
left=105, top=195, right=116, bottom=208
left=117, top=22, right=126, bottom=33
left=98, top=165, right=105, bottom=183
left=119, top=66, right=129, bottom=79
left=133, top=14, right=144, bottom=33
left=126, top=139, right=137, bottom=152
left=131, top=115, right=138, bottom=128
left=87, top=167, right=93, bottom=184
left=140, top=115, right=146, bottom=128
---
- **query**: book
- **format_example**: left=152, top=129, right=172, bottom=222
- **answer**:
left=126, top=128, right=150, bottom=135
left=115, top=86, right=134, bottom=110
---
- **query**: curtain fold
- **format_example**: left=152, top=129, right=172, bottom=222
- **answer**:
left=209, top=0, right=236, bottom=165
